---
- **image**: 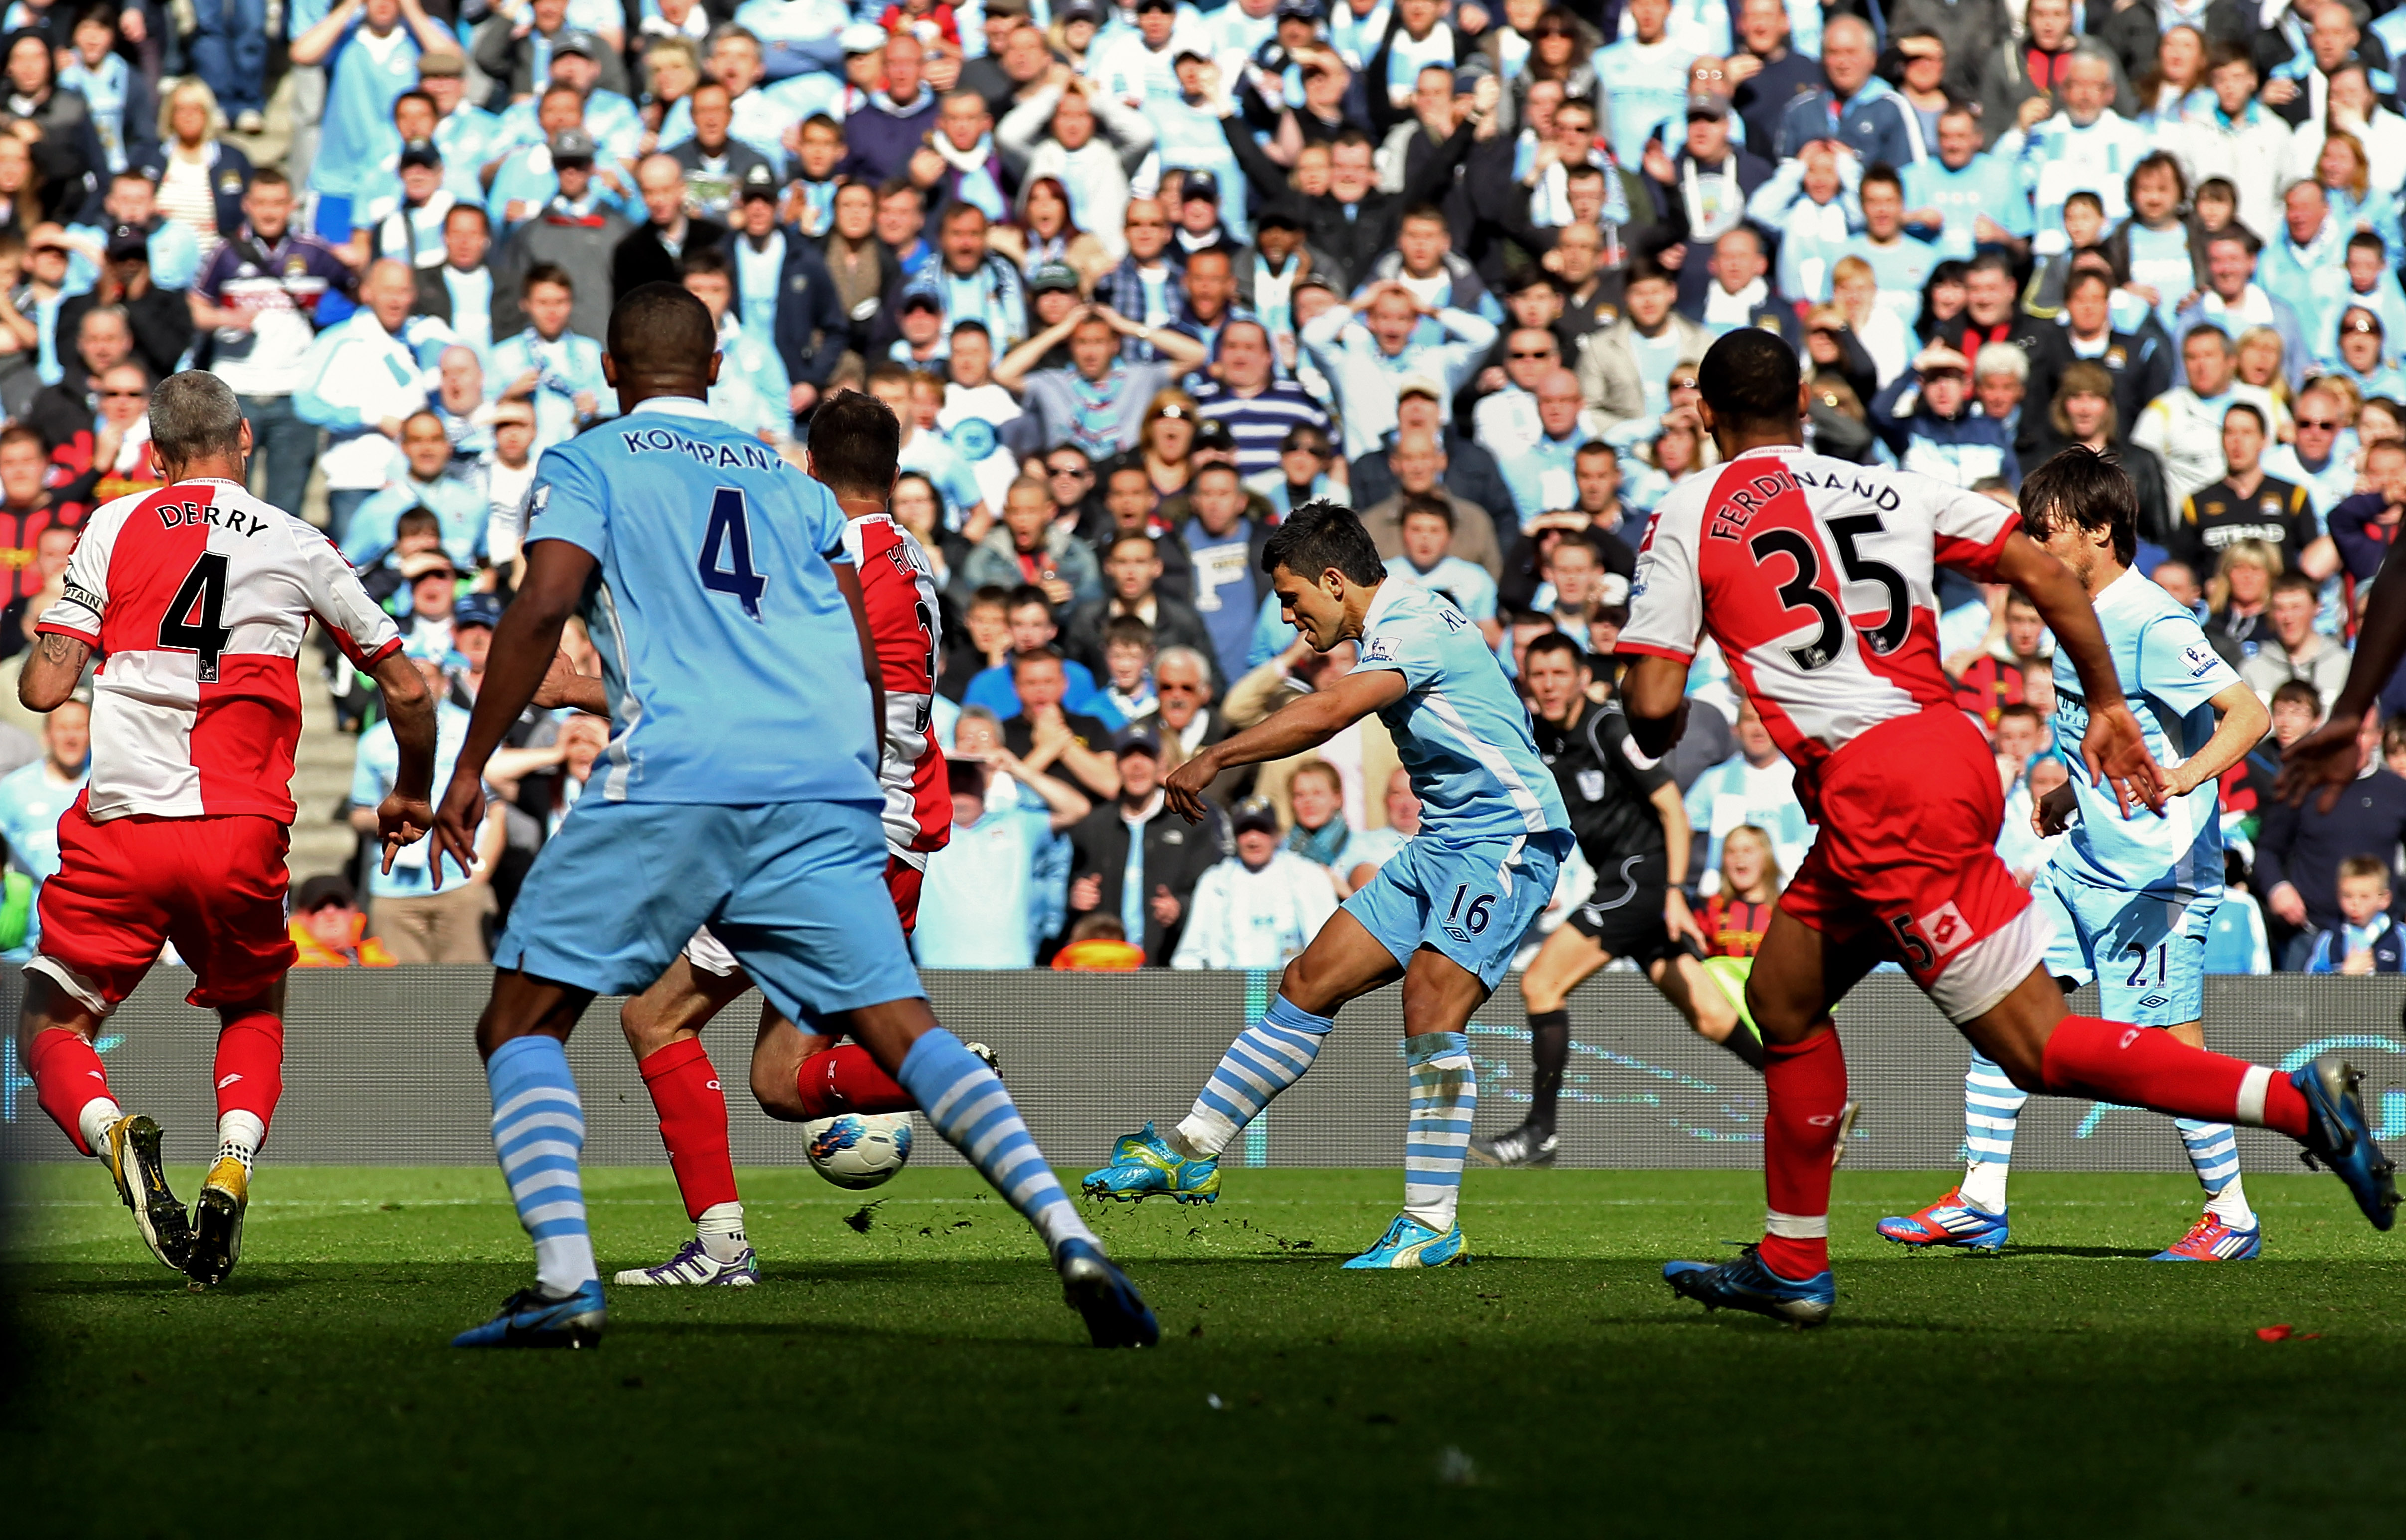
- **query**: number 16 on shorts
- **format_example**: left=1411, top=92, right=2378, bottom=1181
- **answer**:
left=1443, top=884, right=1496, bottom=944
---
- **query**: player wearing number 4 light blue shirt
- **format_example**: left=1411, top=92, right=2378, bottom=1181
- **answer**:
left=436, top=288, right=1153, bottom=1352
left=1083, top=501, right=1573, bottom=1270
left=1878, top=462, right=2275, bottom=1264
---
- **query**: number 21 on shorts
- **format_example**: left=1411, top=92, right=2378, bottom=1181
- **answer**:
left=1445, top=884, right=1495, bottom=944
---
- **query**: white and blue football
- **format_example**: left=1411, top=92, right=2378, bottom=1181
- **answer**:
left=804, top=1111, right=915, bottom=1190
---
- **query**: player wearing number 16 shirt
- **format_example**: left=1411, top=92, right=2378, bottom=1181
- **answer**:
left=15, top=371, right=440, bottom=1292
left=1617, top=330, right=2395, bottom=1329
left=434, top=289, right=1153, bottom=1350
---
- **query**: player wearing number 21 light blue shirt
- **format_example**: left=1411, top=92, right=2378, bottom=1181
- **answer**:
left=1878, top=461, right=2274, bottom=1264
left=433, top=286, right=1154, bottom=1351
left=1083, top=501, right=1574, bottom=1269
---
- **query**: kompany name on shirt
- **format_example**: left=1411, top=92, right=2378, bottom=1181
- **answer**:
left=616, top=425, right=785, bottom=471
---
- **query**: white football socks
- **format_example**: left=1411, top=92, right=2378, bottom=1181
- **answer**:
left=1958, top=1160, right=2009, bottom=1215
left=2206, top=1176, right=2256, bottom=1230
left=696, top=1201, right=749, bottom=1262
left=216, top=1110, right=265, bottom=1174
left=77, top=1097, right=123, bottom=1157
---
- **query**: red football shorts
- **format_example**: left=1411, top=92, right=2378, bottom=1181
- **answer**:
left=885, top=856, right=924, bottom=937
left=1777, top=708, right=2032, bottom=994
left=32, top=800, right=296, bottom=1014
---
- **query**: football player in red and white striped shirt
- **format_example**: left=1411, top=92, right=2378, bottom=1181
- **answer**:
left=1619, top=331, right=2396, bottom=1325
left=16, top=372, right=440, bottom=1288
left=532, top=394, right=958, bottom=1287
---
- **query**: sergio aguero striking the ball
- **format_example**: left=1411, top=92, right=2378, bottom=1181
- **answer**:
left=1082, top=501, right=1575, bottom=1268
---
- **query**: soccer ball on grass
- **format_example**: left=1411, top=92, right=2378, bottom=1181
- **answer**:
left=804, top=1111, right=914, bottom=1189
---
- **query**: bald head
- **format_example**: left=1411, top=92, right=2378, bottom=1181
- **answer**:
left=606, top=282, right=719, bottom=396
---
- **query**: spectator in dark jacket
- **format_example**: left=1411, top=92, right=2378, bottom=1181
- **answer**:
left=1064, top=727, right=1227, bottom=963
left=611, top=155, right=728, bottom=300
left=840, top=31, right=939, bottom=184
left=134, top=80, right=253, bottom=240
left=1729, top=0, right=1825, bottom=157
left=724, top=165, right=848, bottom=416
left=1064, top=533, right=1217, bottom=685
left=2256, top=712, right=2406, bottom=966
left=56, top=225, right=189, bottom=383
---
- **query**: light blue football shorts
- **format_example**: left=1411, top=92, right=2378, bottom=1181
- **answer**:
left=2031, top=863, right=2218, bottom=1028
left=1341, top=829, right=1574, bottom=990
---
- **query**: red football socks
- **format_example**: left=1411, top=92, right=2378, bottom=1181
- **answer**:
left=796, top=1043, right=914, bottom=1119
left=638, top=1037, right=740, bottom=1221
left=2040, top=1015, right=2309, bottom=1138
left=28, top=1026, right=112, bottom=1155
left=213, top=1011, right=285, bottom=1127
left=1758, top=1026, right=1847, bottom=1278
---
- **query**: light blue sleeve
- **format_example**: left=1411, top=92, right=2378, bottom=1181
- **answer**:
left=522, top=443, right=611, bottom=565
left=2135, top=609, right=2242, bottom=717
left=1356, top=606, right=1445, bottom=692
left=292, top=333, right=370, bottom=429
left=350, top=723, right=397, bottom=807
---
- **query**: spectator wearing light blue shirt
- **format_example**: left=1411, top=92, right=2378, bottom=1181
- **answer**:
left=1301, top=279, right=1497, bottom=461
left=343, top=409, right=491, bottom=566
left=1683, top=698, right=1817, bottom=896
left=485, top=262, right=615, bottom=453
left=289, top=0, right=463, bottom=242
left=1902, top=104, right=2031, bottom=266
left=1498, top=368, right=1601, bottom=529
left=918, top=727, right=1094, bottom=966
left=1383, top=494, right=1498, bottom=638
left=348, top=649, right=496, bottom=961
left=0, top=699, right=88, bottom=961
left=295, top=258, right=451, bottom=542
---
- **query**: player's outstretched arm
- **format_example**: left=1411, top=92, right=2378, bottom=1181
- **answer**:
left=2277, top=550, right=2406, bottom=812
left=433, top=538, right=600, bottom=880
left=1619, top=654, right=1693, bottom=761
left=1160, top=667, right=1408, bottom=822
left=18, top=632, right=88, bottom=713
left=1988, top=531, right=2168, bottom=817
left=370, top=649, right=439, bottom=877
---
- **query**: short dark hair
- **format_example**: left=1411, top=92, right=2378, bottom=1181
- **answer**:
left=2221, top=399, right=2266, bottom=433
left=1004, top=582, right=1052, bottom=615
left=1860, top=161, right=1901, bottom=196
left=1523, top=630, right=1583, bottom=669
left=2271, top=679, right=2322, bottom=711
left=1260, top=499, right=1384, bottom=585
left=679, top=245, right=731, bottom=280
left=523, top=261, right=574, bottom=297
left=2018, top=444, right=2138, bottom=566
left=1697, top=327, right=1800, bottom=429
left=1398, top=491, right=1454, bottom=530
left=808, top=389, right=902, bottom=500
left=1010, top=645, right=1066, bottom=676
left=2270, top=570, right=2319, bottom=601
left=1101, top=613, right=1154, bottom=652
left=395, top=507, right=441, bottom=537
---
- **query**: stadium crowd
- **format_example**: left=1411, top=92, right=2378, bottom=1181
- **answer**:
left=0, top=0, right=2394, bottom=975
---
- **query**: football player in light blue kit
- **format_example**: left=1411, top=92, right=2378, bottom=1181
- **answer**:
left=429, top=286, right=1155, bottom=1349
left=1082, top=502, right=1575, bottom=1268
left=1877, top=448, right=2274, bottom=1262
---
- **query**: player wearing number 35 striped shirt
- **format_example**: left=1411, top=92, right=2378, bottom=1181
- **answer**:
left=15, top=371, right=440, bottom=1292
left=1618, top=330, right=2395, bottom=1328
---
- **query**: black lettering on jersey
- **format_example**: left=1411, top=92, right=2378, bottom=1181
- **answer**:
left=155, top=501, right=268, bottom=537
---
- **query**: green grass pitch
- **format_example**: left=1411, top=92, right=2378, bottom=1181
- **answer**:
left=6, top=1163, right=2404, bottom=1536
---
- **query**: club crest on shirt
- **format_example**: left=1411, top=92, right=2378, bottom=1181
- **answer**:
left=1576, top=769, right=1605, bottom=801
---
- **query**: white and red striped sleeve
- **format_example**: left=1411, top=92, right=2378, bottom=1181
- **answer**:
left=33, top=503, right=126, bottom=647
left=287, top=514, right=403, bottom=668
left=1928, top=480, right=2020, bottom=580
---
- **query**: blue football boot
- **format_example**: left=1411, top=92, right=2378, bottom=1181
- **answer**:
left=1079, top=1123, right=1221, bottom=1205
left=1875, top=1188, right=2010, bottom=1252
left=1341, top=1214, right=1470, bottom=1269
left=2291, top=1057, right=2399, bottom=1230
left=452, top=1280, right=606, bottom=1349
left=1056, top=1237, right=1159, bottom=1348
left=1663, top=1245, right=1835, bottom=1327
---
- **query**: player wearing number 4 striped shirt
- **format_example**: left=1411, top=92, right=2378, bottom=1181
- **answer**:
left=1620, top=330, right=2395, bottom=1328
left=573, top=423, right=969, bottom=1289
left=1082, top=501, right=1576, bottom=1269
left=15, top=372, right=440, bottom=1291
left=431, top=299, right=1152, bottom=1350
left=1879, top=464, right=2274, bottom=1262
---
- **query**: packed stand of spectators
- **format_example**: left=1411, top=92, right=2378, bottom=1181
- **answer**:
left=0, top=0, right=2399, bottom=970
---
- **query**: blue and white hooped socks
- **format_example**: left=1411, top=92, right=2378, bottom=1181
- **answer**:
left=2177, top=1118, right=2255, bottom=1227
left=1401, top=1031, right=1476, bottom=1234
left=1958, top=1049, right=2030, bottom=1214
left=1171, top=995, right=1334, bottom=1160
left=897, top=1027, right=1098, bottom=1258
left=487, top=1035, right=597, bottom=1296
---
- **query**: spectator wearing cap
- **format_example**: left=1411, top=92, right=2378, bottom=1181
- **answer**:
left=611, top=154, right=728, bottom=300
left=55, top=219, right=189, bottom=384
left=1171, top=800, right=1337, bottom=967
left=289, top=0, right=466, bottom=244
left=997, top=77, right=1159, bottom=263
left=77, top=167, right=198, bottom=294
left=1065, top=724, right=1225, bottom=963
left=722, top=164, right=846, bottom=423
left=349, top=137, right=456, bottom=271
left=491, top=134, right=633, bottom=341
left=472, top=9, right=633, bottom=108
left=1303, top=276, right=1498, bottom=462
left=1642, top=93, right=1773, bottom=296
left=349, top=648, right=497, bottom=963
left=1869, top=341, right=2019, bottom=489
left=840, top=30, right=940, bottom=185
left=413, top=204, right=497, bottom=358
left=662, top=79, right=775, bottom=225
left=288, top=875, right=399, bottom=967
left=412, top=52, right=504, bottom=209
left=344, top=408, right=490, bottom=567
left=486, top=262, right=614, bottom=451
left=1191, top=317, right=1330, bottom=479
left=486, top=100, right=632, bottom=241
left=1167, top=168, right=1236, bottom=260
